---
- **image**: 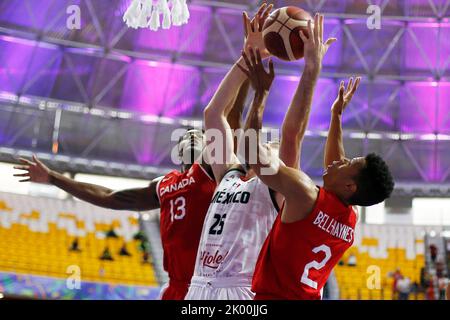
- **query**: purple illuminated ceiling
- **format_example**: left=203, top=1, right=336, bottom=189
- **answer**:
left=0, top=0, right=449, bottom=182
left=121, top=60, right=201, bottom=117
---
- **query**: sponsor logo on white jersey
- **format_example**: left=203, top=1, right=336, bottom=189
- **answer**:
left=200, top=250, right=229, bottom=269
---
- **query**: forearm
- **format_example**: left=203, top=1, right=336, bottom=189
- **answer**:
left=324, top=112, right=345, bottom=168
left=283, top=67, right=319, bottom=133
left=49, top=171, right=114, bottom=208
left=245, top=92, right=267, bottom=131
left=227, top=79, right=249, bottom=131
left=280, top=66, right=320, bottom=167
left=243, top=92, right=269, bottom=173
left=228, top=79, right=250, bottom=154
left=204, top=58, right=249, bottom=181
left=204, top=57, right=248, bottom=123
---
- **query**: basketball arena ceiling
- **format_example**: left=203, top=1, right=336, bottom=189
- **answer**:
left=0, top=0, right=449, bottom=195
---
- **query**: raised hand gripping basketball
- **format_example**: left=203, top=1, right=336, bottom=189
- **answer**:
left=237, top=47, right=275, bottom=95
left=13, top=155, right=51, bottom=183
left=331, top=77, right=361, bottom=116
left=299, top=13, right=337, bottom=71
left=243, top=3, right=273, bottom=59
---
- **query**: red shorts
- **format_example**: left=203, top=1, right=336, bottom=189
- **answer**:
left=160, top=280, right=189, bottom=300
left=253, top=293, right=284, bottom=300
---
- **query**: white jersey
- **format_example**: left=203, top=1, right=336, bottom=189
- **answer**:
left=192, top=168, right=279, bottom=282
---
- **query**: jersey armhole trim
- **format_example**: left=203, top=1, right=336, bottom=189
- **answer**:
left=198, top=163, right=215, bottom=182
left=155, top=176, right=164, bottom=204
left=268, top=187, right=280, bottom=213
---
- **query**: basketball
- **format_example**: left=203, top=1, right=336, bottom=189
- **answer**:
left=262, top=6, right=313, bottom=61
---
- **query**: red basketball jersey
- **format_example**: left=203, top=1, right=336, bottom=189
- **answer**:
left=157, top=162, right=216, bottom=286
left=252, top=187, right=357, bottom=300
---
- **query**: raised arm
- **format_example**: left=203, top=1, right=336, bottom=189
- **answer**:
left=240, top=48, right=319, bottom=223
left=280, top=14, right=336, bottom=169
left=227, top=79, right=250, bottom=154
left=200, top=79, right=250, bottom=177
left=203, top=57, right=249, bottom=182
left=14, top=155, right=160, bottom=211
left=323, top=77, right=360, bottom=169
left=204, top=4, right=273, bottom=182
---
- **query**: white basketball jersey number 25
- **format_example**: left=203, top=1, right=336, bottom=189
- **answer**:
left=301, top=244, right=332, bottom=289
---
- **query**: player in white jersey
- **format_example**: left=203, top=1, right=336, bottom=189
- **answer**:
left=186, top=5, right=336, bottom=300
left=185, top=5, right=278, bottom=299
left=186, top=161, right=280, bottom=299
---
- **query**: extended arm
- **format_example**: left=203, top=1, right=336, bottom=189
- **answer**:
left=203, top=60, right=248, bottom=182
left=245, top=89, right=319, bottom=223
left=279, top=66, right=318, bottom=169
left=200, top=78, right=250, bottom=177
left=280, top=14, right=336, bottom=169
left=240, top=48, right=318, bottom=222
left=227, top=79, right=250, bottom=154
left=323, top=77, right=360, bottom=168
left=14, top=155, right=160, bottom=211
left=204, top=4, right=273, bottom=182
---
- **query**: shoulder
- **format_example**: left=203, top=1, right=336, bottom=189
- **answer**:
left=150, top=175, right=165, bottom=186
left=150, top=175, right=165, bottom=199
left=161, top=169, right=181, bottom=180
left=291, top=182, right=320, bottom=205
left=281, top=185, right=320, bottom=223
left=154, top=172, right=175, bottom=190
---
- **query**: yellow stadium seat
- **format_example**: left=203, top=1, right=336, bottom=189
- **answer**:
left=0, top=202, right=159, bottom=288
left=335, top=231, right=425, bottom=301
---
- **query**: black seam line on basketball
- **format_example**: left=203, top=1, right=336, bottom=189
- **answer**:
left=276, top=16, right=291, bottom=33
left=275, top=18, right=309, bottom=34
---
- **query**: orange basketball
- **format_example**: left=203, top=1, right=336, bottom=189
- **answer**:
left=262, top=6, right=313, bottom=61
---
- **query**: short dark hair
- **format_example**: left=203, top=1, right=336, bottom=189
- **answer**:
left=177, top=127, right=204, bottom=144
left=349, top=153, right=394, bottom=206
left=178, top=127, right=194, bottom=144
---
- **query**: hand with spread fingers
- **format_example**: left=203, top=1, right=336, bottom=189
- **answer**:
left=299, top=13, right=337, bottom=72
left=242, top=3, right=273, bottom=60
left=13, top=154, right=52, bottom=183
left=331, top=77, right=361, bottom=116
left=237, top=47, right=275, bottom=96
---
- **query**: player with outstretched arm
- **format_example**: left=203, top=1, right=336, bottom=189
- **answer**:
left=238, top=37, right=394, bottom=299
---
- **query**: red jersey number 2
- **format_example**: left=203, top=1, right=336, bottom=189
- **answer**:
left=300, top=244, right=332, bottom=289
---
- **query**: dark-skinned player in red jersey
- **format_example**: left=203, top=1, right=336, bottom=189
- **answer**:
left=11, top=71, right=255, bottom=301
left=238, top=13, right=394, bottom=300
left=12, top=4, right=277, bottom=301
left=12, top=113, right=247, bottom=300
